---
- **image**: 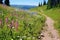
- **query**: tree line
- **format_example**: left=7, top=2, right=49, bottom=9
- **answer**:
left=0, top=0, right=60, bottom=9
left=38, top=0, right=47, bottom=7
left=38, top=0, right=60, bottom=9
left=47, top=0, right=60, bottom=9
left=0, top=0, right=10, bottom=6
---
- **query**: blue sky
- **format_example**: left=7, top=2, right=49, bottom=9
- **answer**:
left=10, top=0, right=48, bottom=6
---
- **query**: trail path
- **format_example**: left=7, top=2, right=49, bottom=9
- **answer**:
left=40, top=12, right=60, bottom=40
left=15, top=9, right=60, bottom=40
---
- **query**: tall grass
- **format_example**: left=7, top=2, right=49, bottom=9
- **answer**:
left=0, top=4, right=45, bottom=40
left=30, top=5, right=60, bottom=36
left=44, top=8, right=60, bottom=35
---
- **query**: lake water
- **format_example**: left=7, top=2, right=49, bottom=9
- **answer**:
left=11, top=5, right=37, bottom=10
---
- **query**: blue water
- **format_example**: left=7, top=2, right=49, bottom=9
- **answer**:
left=11, top=5, right=37, bottom=10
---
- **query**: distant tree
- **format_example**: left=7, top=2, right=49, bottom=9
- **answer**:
left=5, top=0, right=10, bottom=6
left=41, top=3, right=42, bottom=6
left=0, top=0, right=3, bottom=4
left=57, top=0, right=60, bottom=7
left=38, top=3, right=41, bottom=7
left=47, top=0, right=55, bottom=9
left=43, top=0, right=46, bottom=5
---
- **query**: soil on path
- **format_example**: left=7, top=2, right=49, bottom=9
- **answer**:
left=41, top=14, right=60, bottom=40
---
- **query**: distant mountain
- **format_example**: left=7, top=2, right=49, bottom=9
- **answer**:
left=11, top=5, right=37, bottom=10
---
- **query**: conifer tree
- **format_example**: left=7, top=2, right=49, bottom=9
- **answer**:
left=41, top=3, right=42, bottom=6
left=47, top=0, right=60, bottom=9
left=0, top=0, right=3, bottom=4
left=5, top=0, right=10, bottom=6
left=43, top=0, right=46, bottom=5
left=47, top=0, right=56, bottom=9
left=38, top=3, right=41, bottom=7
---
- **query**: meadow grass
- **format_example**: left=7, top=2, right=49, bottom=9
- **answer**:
left=30, top=5, right=60, bottom=36
left=44, top=8, right=60, bottom=35
left=0, top=4, right=45, bottom=40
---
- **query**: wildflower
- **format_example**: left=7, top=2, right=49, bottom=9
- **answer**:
left=14, top=21, right=19, bottom=31
left=17, top=36, right=20, bottom=38
left=12, top=26, right=14, bottom=29
left=0, top=19, right=2, bottom=25
left=5, top=17, right=9, bottom=23
left=11, top=39, right=13, bottom=40
left=19, top=38, right=22, bottom=40
left=22, top=36, right=26, bottom=38
left=11, top=20, right=15, bottom=26
left=33, top=37, right=35, bottom=39
left=8, top=23, right=13, bottom=28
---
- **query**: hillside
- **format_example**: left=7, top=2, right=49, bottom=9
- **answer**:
left=0, top=4, right=45, bottom=40
left=44, top=7, right=60, bottom=36
left=30, top=5, right=60, bottom=36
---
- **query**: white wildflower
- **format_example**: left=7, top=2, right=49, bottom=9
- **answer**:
left=11, top=39, right=13, bottom=40
left=19, top=38, right=22, bottom=40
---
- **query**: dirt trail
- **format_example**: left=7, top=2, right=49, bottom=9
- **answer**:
left=41, top=14, right=60, bottom=40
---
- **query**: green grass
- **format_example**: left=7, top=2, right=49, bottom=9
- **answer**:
left=30, top=6, right=47, bottom=12
left=0, top=4, right=45, bottom=40
left=44, top=7, right=60, bottom=36
left=30, top=5, right=60, bottom=36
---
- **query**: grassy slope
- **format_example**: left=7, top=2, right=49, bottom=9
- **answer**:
left=0, top=4, right=45, bottom=40
left=30, top=5, right=60, bottom=35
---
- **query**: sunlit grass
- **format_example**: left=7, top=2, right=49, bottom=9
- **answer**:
left=44, top=8, right=60, bottom=35
left=30, top=5, right=60, bottom=36
left=0, top=4, right=45, bottom=40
